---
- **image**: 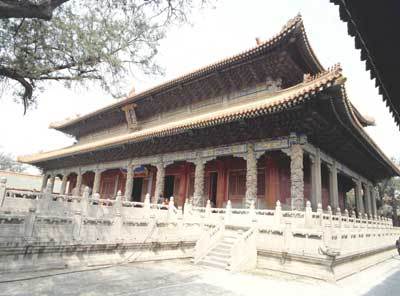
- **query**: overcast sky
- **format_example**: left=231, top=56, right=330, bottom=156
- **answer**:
left=1, top=0, right=399, bottom=174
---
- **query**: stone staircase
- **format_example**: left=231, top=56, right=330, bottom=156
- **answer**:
left=196, top=229, right=241, bottom=269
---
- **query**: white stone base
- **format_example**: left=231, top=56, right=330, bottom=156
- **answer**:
left=257, top=246, right=398, bottom=281
left=0, top=241, right=196, bottom=273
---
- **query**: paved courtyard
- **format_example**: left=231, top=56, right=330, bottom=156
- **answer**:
left=1, top=258, right=400, bottom=296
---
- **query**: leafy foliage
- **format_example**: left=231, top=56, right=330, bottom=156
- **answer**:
left=377, top=157, right=400, bottom=224
left=0, top=151, right=26, bottom=172
left=0, top=0, right=212, bottom=112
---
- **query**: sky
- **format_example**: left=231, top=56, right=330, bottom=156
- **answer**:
left=1, top=0, right=399, bottom=174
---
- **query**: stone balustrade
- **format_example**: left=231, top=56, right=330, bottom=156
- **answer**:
left=0, top=178, right=399, bottom=278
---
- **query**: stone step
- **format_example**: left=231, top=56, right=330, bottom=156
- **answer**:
left=214, top=243, right=232, bottom=250
left=222, top=237, right=237, bottom=243
left=199, top=259, right=228, bottom=269
left=204, top=254, right=230, bottom=264
left=223, top=234, right=240, bottom=239
left=209, top=249, right=230, bottom=258
left=219, top=241, right=234, bottom=247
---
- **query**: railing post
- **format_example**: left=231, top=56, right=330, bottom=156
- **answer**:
left=168, top=196, right=177, bottom=223
left=225, top=200, right=231, bottom=225
left=113, top=191, right=123, bottom=242
left=24, top=208, right=36, bottom=241
left=38, top=181, right=53, bottom=213
left=249, top=200, right=256, bottom=224
left=72, top=209, right=83, bottom=241
left=327, top=206, right=333, bottom=225
left=143, top=193, right=151, bottom=219
left=0, top=177, right=6, bottom=207
left=274, top=200, right=282, bottom=227
left=72, top=186, right=90, bottom=241
left=81, top=188, right=92, bottom=217
left=205, top=199, right=212, bottom=218
left=317, top=203, right=323, bottom=226
left=183, top=198, right=192, bottom=221
left=304, top=200, right=312, bottom=228
left=337, top=207, right=342, bottom=228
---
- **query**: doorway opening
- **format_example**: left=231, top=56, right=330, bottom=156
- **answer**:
left=132, top=177, right=143, bottom=202
left=209, top=172, right=218, bottom=207
left=164, top=175, right=175, bottom=199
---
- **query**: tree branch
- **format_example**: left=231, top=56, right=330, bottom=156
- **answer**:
left=0, top=0, right=69, bottom=20
left=0, top=66, right=32, bottom=113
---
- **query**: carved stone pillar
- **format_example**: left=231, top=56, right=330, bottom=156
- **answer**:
left=328, top=162, right=339, bottom=211
left=154, top=163, right=165, bottom=203
left=93, top=169, right=102, bottom=194
left=193, top=157, right=205, bottom=207
left=75, top=172, right=83, bottom=196
left=371, top=187, right=378, bottom=217
left=290, top=144, right=304, bottom=210
left=124, top=165, right=134, bottom=201
left=40, top=174, right=48, bottom=193
left=354, top=179, right=364, bottom=216
left=48, top=175, right=55, bottom=194
left=364, top=183, right=372, bottom=217
left=45, top=176, right=54, bottom=195
left=310, top=152, right=322, bottom=211
left=60, top=174, right=68, bottom=195
left=245, top=144, right=257, bottom=208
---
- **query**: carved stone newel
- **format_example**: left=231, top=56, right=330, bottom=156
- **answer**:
left=245, top=143, right=257, bottom=208
left=290, top=143, right=304, bottom=210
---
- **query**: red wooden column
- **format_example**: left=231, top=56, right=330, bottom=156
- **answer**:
left=266, top=156, right=280, bottom=209
left=216, top=160, right=227, bottom=208
left=177, top=164, right=189, bottom=207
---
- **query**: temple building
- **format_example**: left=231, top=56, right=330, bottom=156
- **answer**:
left=18, top=16, right=400, bottom=216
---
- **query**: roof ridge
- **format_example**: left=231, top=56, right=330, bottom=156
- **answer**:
left=49, top=15, right=306, bottom=130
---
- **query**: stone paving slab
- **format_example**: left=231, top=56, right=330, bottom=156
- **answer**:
left=0, top=258, right=399, bottom=296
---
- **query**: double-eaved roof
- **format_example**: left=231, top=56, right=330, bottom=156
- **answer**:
left=18, top=16, right=400, bottom=182
left=49, top=14, right=323, bottom=138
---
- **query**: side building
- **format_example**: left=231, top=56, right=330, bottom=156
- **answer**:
left=19, top=16, right=399, bottom=216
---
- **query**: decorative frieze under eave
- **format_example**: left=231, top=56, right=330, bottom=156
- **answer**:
left=121, top=103, right=139, bottom=131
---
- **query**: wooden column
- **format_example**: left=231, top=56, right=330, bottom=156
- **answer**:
left=147, top=169, right=154, bottom=196
left=309, top=152, right=322, bottom=211
left=266, top=156, right=279, bottom=209
left=75, top=172, right=82, bottom=196
left=178, top=164, right=188, bottom=206
left=354, top=179, right=364, bottom=216
left=60, top=174, right=68, bottom=195
left=328, top=162, right=339, bottom=212
left=216, top=161, right=226, bottom=207
left=364, top=183, right=372, bottom=217
left=93, top=169, right=102, bottom=194
left=371, top=185, right=378, bottom=217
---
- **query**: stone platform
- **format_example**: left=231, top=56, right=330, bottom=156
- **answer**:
left=1, top=258, right=400, bottom=296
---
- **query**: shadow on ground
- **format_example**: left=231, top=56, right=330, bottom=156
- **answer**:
left=362, top=258, right=400, bottom=296
left=0, top=261, right=239, bottom=296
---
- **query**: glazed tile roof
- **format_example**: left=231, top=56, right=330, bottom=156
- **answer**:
left=49, top=14, right=323, bottom=131
left=19, top=65, right=343, bottom=164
